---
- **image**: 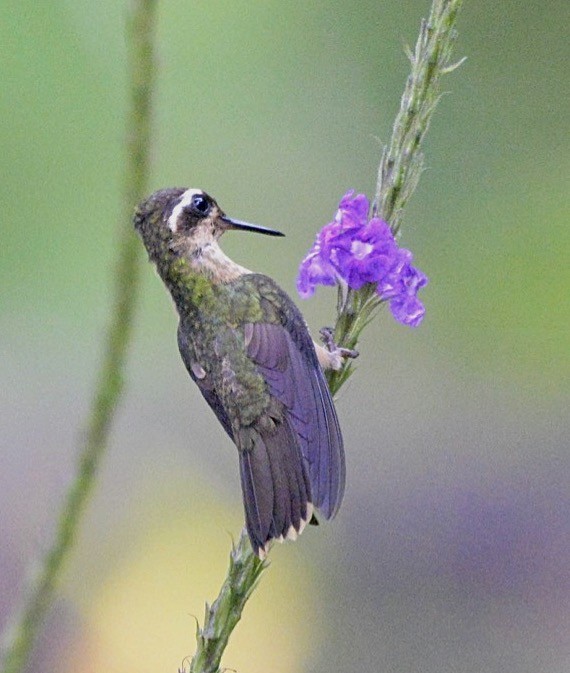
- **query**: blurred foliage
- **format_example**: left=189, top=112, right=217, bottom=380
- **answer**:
left=1, top=1, right=569, bottom=672
left=62, top=481, right=316, bottom=673
left=2, top=0, right=568, bottom=391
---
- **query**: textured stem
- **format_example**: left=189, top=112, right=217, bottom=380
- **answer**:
left=374, top=0, right=465, bottom=231
left=0, top=3, right=158, bottom=672
left=189, top=530, right=267, bottom=673
left=186, top=2, right=464, bottom=671
left=327, top=0, right=464, bottom=394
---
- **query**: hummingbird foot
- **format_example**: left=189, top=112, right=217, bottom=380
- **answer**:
left=318, top=327, right=359, bottom=371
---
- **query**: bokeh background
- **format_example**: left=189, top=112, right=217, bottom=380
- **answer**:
left=1, top=1, right=569, bottom=672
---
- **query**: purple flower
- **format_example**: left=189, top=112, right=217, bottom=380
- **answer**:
left=336, top=190, right=369, bottom=228
left=297, top=190, right=428, bottom=327
left=296, top=241, right=337, bottom=298
left=382, top=265, right=428, bottom=327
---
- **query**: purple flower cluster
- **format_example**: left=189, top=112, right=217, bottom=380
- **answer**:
left=297, top=191, right=428, bottom=327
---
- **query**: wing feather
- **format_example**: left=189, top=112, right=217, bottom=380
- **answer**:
left=177, top=324, right=233, bottom=438
left=176, top=274, right=345, bottom=555
left=246, top=320, right=345, bottom=519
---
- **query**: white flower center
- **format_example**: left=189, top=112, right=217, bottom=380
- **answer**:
left=350, top=240, right=373, bottom=260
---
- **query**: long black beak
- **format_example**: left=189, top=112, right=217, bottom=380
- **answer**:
left=220, top=215, right=285, bottom=237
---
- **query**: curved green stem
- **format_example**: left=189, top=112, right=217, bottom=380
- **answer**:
left=189, top=530, right=267, bottom=673
left=0, top=3, right=158, bottom=672
left=185, top=2, right=465, bottom=672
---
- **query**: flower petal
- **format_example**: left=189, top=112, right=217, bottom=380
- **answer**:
left=297, top=190, right=428, bottom=327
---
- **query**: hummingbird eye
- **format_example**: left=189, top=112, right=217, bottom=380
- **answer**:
left=190, top=194, right=210, bottom=215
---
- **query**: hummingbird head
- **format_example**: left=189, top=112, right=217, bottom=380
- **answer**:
left=134, top=187, right=284, bottom=268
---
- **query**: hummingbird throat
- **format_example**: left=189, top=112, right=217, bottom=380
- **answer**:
left=161, top=238, right=252, bottom=316
left=187, top=239, right=252, bottom=283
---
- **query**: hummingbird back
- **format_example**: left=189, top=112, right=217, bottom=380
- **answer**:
left=135, top=188, right=345, bottom=556
left=177, top=273, right=345, bottom=556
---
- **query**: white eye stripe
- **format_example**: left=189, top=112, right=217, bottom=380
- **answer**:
left=167, top=188, right=203, bottom=232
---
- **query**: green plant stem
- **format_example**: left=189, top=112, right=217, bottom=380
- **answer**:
left=0, top=3, right=158, bottom=672
left=327, top=0, right=464, bottom=394
left=374, top=0, right=465, bottom=230
left=186, top=2, right=464, bottom=671
left=189, top=530, right=267, bottom=673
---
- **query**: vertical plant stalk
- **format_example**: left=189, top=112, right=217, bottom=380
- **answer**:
left=0, top=2, right=158, bottom=672
left=374, top=0, right=465, bottom=230
left=189, top=530, right=267, bottom=673
left=186, top=1, right=464, bottom=672
left=326, top=0, right=465, bottom=394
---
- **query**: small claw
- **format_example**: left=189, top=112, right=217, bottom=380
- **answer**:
left=319, top=327, right=359, bottom=364
left=319, top=326, right=335, bottom=348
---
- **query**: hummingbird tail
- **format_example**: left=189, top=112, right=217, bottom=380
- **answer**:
left=238, top=420, right=313, bottom=557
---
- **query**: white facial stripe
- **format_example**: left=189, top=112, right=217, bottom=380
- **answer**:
left=167, top=188, right=202, bottom=232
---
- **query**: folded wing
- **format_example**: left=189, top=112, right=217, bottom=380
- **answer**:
left=245, top=321, right=345, bottom=519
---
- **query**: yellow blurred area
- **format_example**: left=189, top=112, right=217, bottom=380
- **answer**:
left=1, top=1, right=569, bottom=672
left=63, top=483, right=318, bottom=673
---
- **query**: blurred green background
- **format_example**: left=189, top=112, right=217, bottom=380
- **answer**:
left=1, top=1, right=569, bottom=672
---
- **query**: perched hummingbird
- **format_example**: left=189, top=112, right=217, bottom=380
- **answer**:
left=134, top=188, right=349, bottom=556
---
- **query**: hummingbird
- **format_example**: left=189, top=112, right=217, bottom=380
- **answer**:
left=134, top=188, right=351, bottom=556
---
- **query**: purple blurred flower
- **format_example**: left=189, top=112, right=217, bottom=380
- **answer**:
left=297, top=190, right=428, bottom=327
left=383, top=265, right=428, bottom=327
